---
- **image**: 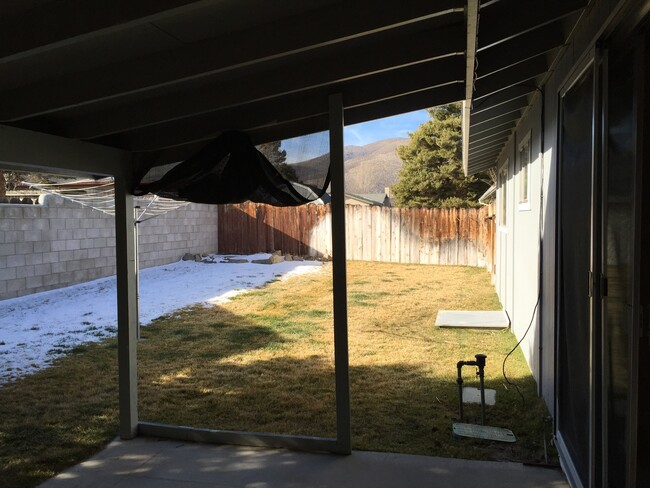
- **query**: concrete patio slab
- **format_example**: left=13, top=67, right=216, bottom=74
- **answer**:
left=38, top=437, right=568, bottom=488
left=435, top=310, right=510, bottom=329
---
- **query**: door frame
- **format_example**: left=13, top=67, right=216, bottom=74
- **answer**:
left=554, top=51, right=598, bottom=488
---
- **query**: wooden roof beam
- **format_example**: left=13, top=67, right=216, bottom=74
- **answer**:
left=0, top=0, right=212, bottom=62
left=468, top=145, right=502, bottom=161
left=470, top=85, right=536, bottom=114
left=469, top=158, right=501, bottom=173
left=64, top=56, right=465, bottom=141
left=0, top=124, right=130, bottom=177
left=478, top=0, right=587, bottom=49
left=477, top=21, right=565, bottom=77
left=469, top=120, right=516, bottom=141
left=473, top=57, right=547, bottom=100
left=344, top=83, right=464, bottom=126
left=0, top=2, right=463, bottom=121
left=469, top=97, right=529, bottom=126
left=461, top=0, right=479, bottom=176
left=471, top=100, right=527, bottom=129
left=469, top=149, right=501, bottom=163
left=468, top=134, right=509, bottom=151
left=95, top=83, right=464, bottom=151
left=131, top=84, right=467, bottom=164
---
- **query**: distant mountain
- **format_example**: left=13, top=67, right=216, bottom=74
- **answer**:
left=292, top=137, right=407, bottom=194
left=343, top=138, right=408, bottom=194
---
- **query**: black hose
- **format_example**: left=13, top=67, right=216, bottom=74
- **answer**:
left=502, top=297, right=540, bottom=406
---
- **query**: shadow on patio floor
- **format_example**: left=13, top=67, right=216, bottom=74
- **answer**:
left=39, top=436, right=568, bottom=488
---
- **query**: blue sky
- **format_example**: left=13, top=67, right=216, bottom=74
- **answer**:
left=343, top=109, right=430, bottom=146
left=282, top=109, right=430, bottom=163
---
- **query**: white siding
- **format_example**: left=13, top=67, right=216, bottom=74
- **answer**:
left=491, top=0, right=632, bottom=416
left=494, top=101, right=543, bottom=380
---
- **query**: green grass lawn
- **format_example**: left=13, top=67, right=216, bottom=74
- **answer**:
left=0, top=261, right=554, bottom=487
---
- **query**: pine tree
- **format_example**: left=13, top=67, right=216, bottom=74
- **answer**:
left=391, top=103, right=487, bottom=208
left=257, top=141, right=299, bottom=182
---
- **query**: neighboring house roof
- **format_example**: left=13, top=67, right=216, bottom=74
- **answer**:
left=314, top=192, right=332, bottom=205
left=291, top=182, right=330, bottom=205
left=345, top=193, right=390, bottom=206
left=478, top=184, right=496, bottom=205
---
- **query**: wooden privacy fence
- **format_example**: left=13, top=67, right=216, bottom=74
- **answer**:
left=217, top=203, right=495, bottom=268
left=217, top=203, right=331, bottom=257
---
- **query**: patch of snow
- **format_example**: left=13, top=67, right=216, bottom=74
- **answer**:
left=0, top=254, right=322, bottom=384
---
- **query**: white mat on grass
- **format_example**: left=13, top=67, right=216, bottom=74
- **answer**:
left=435, top=310, right=509, bottom=329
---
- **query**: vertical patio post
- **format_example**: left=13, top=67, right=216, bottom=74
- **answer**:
left=114, top=174, right=139, bottom=439
left=329, top=93, right=351, bottom=454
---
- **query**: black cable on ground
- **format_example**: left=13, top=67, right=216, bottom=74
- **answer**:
left=497, top=82, right=545, bottom=408
left=502, top=296, right=540, bottom=406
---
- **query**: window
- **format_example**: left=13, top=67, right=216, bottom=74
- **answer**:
left=517, top=132, right=531, bottom=209
left=498, top=162, right=508, bottom=227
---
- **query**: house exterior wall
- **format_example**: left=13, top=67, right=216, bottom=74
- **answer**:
left=540, top=86, right=558, bottom=411
left=495, top=154, right=514, bottom=317
left=540, top=0, right=627, bottom=413
left=492, top=1, right=641, bottom=486
left=0, top=193, right=218, bottom=300
left=494, top=0, right=629, bottom=411
left=537, top=0, right=631, bottom=413
left=495, top=102, right=543, bottom=380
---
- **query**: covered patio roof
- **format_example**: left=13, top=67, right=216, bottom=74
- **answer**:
left=0, top=0, right=587, bottom=175
left=0, top=0, right=591, bottom=456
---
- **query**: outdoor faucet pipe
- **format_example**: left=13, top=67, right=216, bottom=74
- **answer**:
left=456, top=354, right=487, bottom=424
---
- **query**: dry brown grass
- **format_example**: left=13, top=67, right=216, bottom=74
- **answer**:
left=0, top=341, right=119, bottom=487
left=139, top=262, right=550, bottom=460
left=1, top=261, right=553, bottom=488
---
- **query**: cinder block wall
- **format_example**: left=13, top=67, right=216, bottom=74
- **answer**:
left=0, top=194, right=218, bottom=300
left=137, top=203, right=218, bottom=268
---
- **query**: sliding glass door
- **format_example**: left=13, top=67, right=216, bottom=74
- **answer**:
left=556, top=63, right=595, bottom=488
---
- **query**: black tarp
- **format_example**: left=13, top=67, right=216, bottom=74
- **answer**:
left=133, top=131, right=330, bottom=206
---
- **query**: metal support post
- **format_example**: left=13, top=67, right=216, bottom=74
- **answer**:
left=115, top=174, right=139, bottom=439
left=329, top=93, right=351, bottom=454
